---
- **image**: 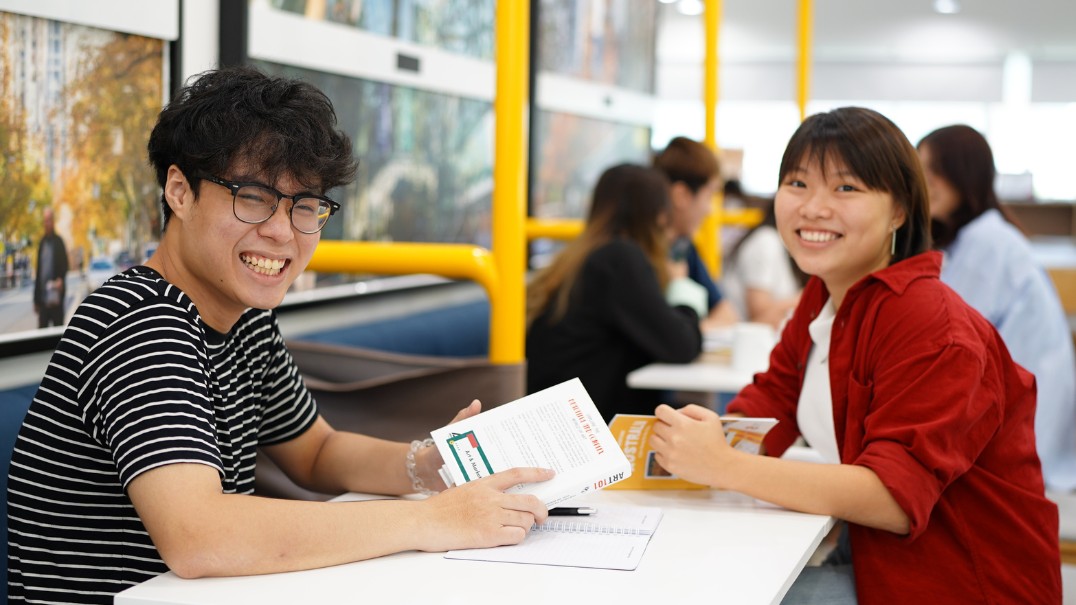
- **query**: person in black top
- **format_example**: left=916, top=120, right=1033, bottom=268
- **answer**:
left=32, top=206, right=68, bottom=328
left=526, top=164, right=704, bottom=422
left=653, top=137, right=739, bottom=330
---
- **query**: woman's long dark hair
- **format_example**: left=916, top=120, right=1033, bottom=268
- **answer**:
left=917, top=124, right=1021, bottom=249
left=527, top=164, right=671, bottom=326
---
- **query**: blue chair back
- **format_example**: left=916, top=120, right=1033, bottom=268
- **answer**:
left=0, top=384, right=36, bottom=604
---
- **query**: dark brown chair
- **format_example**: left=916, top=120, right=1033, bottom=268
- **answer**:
left=254, top=340, right=525, bottom=501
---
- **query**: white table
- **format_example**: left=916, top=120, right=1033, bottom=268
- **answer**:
left=115, top=490, right=833, bottom=605
left=626, top=323, right=776, bottom=394
left=626, top=359, right=757, bottom=393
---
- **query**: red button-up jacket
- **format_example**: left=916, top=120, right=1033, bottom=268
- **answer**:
left=729, top=251, right=1060, bottom=604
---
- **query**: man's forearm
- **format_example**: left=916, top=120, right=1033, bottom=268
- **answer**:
left=307, top=432, right=413, bottom=496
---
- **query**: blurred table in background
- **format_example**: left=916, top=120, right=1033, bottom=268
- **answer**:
left=627, top=323, right=777, bottom=405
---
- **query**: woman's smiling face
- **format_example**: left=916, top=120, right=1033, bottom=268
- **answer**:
left=775, top=153, right=905, bottom=306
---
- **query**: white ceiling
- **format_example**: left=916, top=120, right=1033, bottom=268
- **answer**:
left=656, top=0, right=1076, bottom=102
left=659, top=0, right=1076, bottom=63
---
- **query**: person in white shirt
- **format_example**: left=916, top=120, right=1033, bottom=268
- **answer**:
left=722, top=200, right=804, bottom=329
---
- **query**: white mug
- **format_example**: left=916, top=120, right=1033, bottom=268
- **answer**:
left=732, top=322, right=777, bottom=374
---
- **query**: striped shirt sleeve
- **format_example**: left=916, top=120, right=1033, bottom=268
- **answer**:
left=82, top=295, right=223, bottom=488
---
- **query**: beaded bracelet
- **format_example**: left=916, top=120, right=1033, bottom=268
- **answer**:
left=406, top=438, right=437, bottom=496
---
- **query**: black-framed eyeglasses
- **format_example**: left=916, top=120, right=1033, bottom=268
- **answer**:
left=199, top=175, right=340, bottom=234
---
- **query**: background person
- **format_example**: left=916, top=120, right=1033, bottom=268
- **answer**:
left=721, top=198, right=805, bottom=329
left=526, top=163, right=704, bottom=422
left=650, top=107, right=1060, bottom=604
left=918, top=124, right=1076, bottom=493
left=32, top=206, right=68, bottom=328
left=653, top=136, right=739, bottom=331
left=7, top=66, right=552, bottom=604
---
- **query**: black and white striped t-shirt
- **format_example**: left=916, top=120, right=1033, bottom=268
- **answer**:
left=7, top=266, right=318, bottom=603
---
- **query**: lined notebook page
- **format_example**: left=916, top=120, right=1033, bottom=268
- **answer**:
left=445, top=505, right=663, bottom=570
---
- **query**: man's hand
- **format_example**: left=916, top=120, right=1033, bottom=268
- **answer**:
left=129, top=462, right=556, bottom=577
left=416, top=467, right=555, bottom=552
left=415, top=399, right=482, bottom=492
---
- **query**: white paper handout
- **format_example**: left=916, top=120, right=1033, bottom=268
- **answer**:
left=431, top=378, right=632, bottom=507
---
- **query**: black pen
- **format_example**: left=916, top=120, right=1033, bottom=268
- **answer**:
left=549, top=506, right=597, bottom=516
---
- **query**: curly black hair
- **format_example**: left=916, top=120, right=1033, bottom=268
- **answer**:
left=147, top=65, right=357, bottom=228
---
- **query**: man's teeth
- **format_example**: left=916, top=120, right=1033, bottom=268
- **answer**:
left=801, top=230, right=838, bottom=243
left=241, top=255, right=285, bottom=275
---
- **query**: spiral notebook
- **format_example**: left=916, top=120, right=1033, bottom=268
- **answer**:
left=445, top=505, right=663, bottom=571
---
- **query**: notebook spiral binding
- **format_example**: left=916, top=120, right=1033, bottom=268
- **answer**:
left=531, top=520, right=648, bottom=535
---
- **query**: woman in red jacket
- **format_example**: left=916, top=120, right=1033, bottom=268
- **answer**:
left=650, top=107, right=1060, bottom=604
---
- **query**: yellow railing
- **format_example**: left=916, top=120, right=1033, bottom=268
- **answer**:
left=526, top=208, right=763, bottom=244
left=308, top=2, right=530, bottom=366
left=525, top=218, right=584, bottom=241
left=720, top=207, right=765, bottom=227
left=308, top=242, right=497, bottom=296
left=696, top=0, right=722, bottom=278
left=797, top=0, right=813, bottom=122
left=523, top=0, right=760, bottom=263
left=307, top=0, right=784, bottom=366
left=489, top=0, right=530, bottom=365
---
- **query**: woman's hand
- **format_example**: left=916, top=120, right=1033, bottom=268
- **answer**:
left=667, top=258, right=689, bottom=280
left=416, top=467, right=555, bottom=551
left=650, top=404, right=737, bottom=488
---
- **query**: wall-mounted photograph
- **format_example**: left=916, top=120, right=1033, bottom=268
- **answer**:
left=0, top=11, right=166, bottom=340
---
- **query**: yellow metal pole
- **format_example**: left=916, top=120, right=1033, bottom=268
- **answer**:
left=308, top=242, right=498, bottom=297
left=525, top=217, right=584, bottom=242
left=722, top=207, right=764, bottom=228
left=695, top=0, right=723, bottom=277
left=797, top=0, right=813, bottom=122
left=490, top=0, right=529, bottom=365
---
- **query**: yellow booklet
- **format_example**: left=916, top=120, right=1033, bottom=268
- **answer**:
left=606, top=414, right=778, bottom=490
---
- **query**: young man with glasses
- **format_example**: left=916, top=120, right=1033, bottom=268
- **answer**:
left=7, top=66, right=552, bottom=604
